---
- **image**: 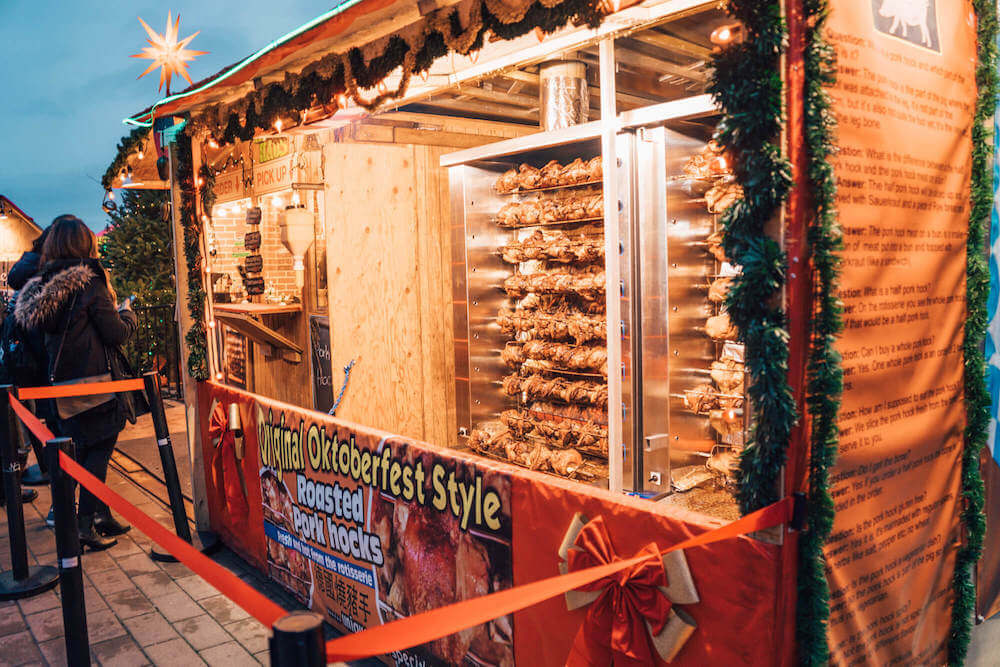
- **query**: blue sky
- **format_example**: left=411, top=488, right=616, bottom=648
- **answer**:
left=0, top=1, right=326, bottom=230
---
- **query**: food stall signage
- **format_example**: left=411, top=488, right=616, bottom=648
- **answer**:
left=252, top=151, right=321, bottom=195
left=254, top=136, right=290, bottom=163
left=213, top=169, right=246, bottom=204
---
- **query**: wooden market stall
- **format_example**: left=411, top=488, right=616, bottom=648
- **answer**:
left=106, top=0, right=995, bottom=664
left=0, top=196, right=42, bottom=291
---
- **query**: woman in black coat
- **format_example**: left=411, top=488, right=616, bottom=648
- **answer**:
left=7, top=226, right=48, bottom=291
left=14, top=217, right=137, bottom=550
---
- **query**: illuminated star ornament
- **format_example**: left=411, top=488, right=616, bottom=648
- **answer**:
left=131, top=12, right=207, bottom=94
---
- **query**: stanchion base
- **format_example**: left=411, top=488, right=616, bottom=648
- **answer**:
left=150, top=530, right=222, bottom=562
left=0, top=565, right=59, bottom=600
left=20, top=465, right=49, bottom=487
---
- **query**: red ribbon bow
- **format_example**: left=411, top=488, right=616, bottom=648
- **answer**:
left=209, top=403, right=249, bottom=527
left=565, top=516, right=673, bottom=666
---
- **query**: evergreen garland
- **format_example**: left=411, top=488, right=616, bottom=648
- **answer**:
left=950, top=1, right=997, bottom=663
left=796, top=0, right=842, bottom=663
left=113, top=0, right=604, bottom=153
left=102, top=126, right=151, bottom=190
left=709, top=3, right=796, bottom=514
left=176, top=131, right=210, bottom=381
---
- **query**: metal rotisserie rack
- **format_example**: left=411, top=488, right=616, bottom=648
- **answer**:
left=444, top=101, right=749, bottom=499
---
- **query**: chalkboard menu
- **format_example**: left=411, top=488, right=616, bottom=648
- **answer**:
left=309, top=315, right=333, bottom=412
left=223, top=326, right=248, bottom=390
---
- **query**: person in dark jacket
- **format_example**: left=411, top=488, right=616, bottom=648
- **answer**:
left=14, top=216, right=137, bottom=550
left=3, top=223, right=52, bottom=508
left=7, top=226, right=48, bottom=290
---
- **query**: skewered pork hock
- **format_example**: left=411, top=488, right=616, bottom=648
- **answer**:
left=470, top=422, right=586, bottom=476
left=503, top=341, right=608, bottom=376
left=501, top=230, right=604, bottom=264
left=497, top=306, right=606, bottom=345
left=503, top=265, right=605, bottom=300
left=706, top=312, right=739, bottom=341
left=494, top=157, right=603, bottom=193
left=502, top=373, right=608, bottom=407
left=499, top=410, right=608, bottom=455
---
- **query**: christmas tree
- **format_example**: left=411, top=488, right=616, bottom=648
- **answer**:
left=99, top=188, right=173, bottom=306
left=99, top=188, right=177, bottom=378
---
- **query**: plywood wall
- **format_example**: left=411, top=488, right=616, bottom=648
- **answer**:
left=324, top=142, right=457, bottom=446
left=229, top=114, right=530, bottom=445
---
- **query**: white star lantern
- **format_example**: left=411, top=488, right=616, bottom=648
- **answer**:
left=131, top=12, right=207, bottom=94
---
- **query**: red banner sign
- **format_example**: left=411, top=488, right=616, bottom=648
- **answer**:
left=198, top=382, right=783, bottom=665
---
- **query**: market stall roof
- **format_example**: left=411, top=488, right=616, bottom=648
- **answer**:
left=125, top=0, right=720, bottom=128
left=126, top=0, right=471, bottom=124
left=0, top=196, right=42, bottom=233
left=112, top=131, right=169, bottom=190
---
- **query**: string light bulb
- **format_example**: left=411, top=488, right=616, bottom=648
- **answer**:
left=137, top=150, right=144, bottom=160
left=274, top=119, right=283, bottom=132
left=710, top=23, right=744, bottom=46
left=208, top=138, right=219, bottom=149
left=337, top=94, right=348, bottom=108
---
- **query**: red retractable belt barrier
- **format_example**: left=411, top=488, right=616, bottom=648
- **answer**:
left=9, top=390, right=793, bottom=664
left=9, top=394, right=55, bottom=442
left=18, top=378, right=148, bottom=400
left=9, top=395, right=287, bottom=627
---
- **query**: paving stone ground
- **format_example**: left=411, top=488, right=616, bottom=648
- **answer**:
left=0, top=409, right=372, bottom=667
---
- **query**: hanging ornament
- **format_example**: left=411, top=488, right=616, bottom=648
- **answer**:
left=132, top=11, right=208, bottom=94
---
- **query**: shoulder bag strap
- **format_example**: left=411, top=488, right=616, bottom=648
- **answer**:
left=49, top=291, right=80, bottom=384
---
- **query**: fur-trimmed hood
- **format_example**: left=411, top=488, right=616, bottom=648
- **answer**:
left=14, top=263, right=97, bottom=332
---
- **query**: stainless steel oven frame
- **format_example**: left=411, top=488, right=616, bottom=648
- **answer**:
left=443, top=94, right=718, bottom=493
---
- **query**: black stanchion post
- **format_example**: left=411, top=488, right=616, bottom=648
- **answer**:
left=269, top=611, right=326, bottom=667
left=143, top=372, right=193, bottom=562
left=0, top=386, right=57, bottom=600
left=21, top=399, right=49, bottom=486
left=46, top=437, right=90, bottom=666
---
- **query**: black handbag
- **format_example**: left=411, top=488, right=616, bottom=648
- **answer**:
left=106, top=345, right=150, bottom=425
left=50, top=292, right=116, bottom=420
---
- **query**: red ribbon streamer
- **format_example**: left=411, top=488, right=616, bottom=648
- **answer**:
left=9, top=393, right=55, bottom=441
left=9, top=395, right=287, bottom=628
left=18, top=378, right=148, bottom=400
left=325, top=497, right=793, bottom=661
left=566, top=517, right=672, bottom=666
left=9, top=392, right=793, bottom=663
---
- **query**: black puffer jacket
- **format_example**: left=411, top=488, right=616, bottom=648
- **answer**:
left=14, top=259, right=137, bottom=383
left=7, top=251, right=40, bottom=291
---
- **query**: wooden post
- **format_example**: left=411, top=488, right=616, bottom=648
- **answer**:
left=167, top=138, right=211, bottom=531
